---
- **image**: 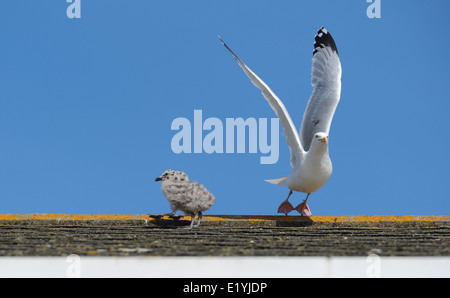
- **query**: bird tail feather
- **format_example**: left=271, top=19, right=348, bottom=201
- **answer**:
left=265, top=176, right=288, bottom=185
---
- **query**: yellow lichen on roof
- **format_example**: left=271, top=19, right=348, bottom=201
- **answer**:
left=0, top=214, right=448, bottom=223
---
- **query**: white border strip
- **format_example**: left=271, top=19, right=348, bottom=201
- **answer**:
left=0, top=256, right=449, bottom=278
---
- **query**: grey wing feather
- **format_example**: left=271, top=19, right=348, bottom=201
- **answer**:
left=300, top=27, right=342, bottom=151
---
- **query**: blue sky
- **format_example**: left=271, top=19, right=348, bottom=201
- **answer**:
left=0, top=1, right=449, bottom=216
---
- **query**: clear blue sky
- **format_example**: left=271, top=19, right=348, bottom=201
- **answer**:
left=0, top=1, right=449, bottom=215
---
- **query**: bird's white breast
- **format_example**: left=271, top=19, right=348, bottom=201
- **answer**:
left=286, top=151, right=332, bottom=193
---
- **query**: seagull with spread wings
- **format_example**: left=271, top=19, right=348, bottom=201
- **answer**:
left=219, top=27, right=342, bottom=216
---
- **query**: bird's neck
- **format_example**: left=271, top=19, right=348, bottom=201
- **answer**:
left=307, top=143, right=329, bottom=160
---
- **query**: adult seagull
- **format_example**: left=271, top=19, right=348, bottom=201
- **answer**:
left=219, top=27, right=342, bottom=216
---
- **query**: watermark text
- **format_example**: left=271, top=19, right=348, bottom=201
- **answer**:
left=171, top=110, right=280, bottom=164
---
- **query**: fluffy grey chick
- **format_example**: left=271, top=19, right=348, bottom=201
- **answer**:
left=154, top=169, right=215, bottom=229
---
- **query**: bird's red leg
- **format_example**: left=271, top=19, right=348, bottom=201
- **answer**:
left=277, top=190, right=294, bottom=215
left=295, top=193, right=312, bottom=216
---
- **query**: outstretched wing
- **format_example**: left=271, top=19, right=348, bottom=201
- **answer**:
left=299, top=27, right=342, bottom=151
left=219, top=35, right=304, bottom=167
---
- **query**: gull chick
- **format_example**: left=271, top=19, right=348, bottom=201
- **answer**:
left=154, top=170, right=215, bottom=229
left=219, top=27, right=342, bottom=216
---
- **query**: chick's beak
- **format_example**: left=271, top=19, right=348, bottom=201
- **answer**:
left=154, top=177, right=162, bottom=182
left=319, top=136, right=329, bottom=143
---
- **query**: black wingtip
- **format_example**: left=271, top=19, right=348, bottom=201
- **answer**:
left=313, top=27, right=339, bottom=57
left=217, top=33, right=224, bottom=44
left=217, top=34, right=243, bottom=64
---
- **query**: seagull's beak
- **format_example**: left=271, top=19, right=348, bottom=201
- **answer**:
left=319, top=136, right=329, bottom=143
left=154, top=177, right=162, bottom=182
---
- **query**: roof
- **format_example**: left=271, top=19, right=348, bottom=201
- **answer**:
left=0, top=214, right=449, bottom=256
